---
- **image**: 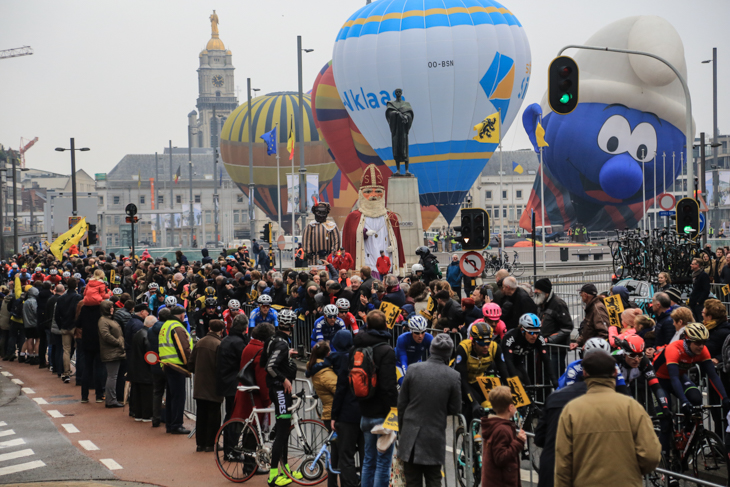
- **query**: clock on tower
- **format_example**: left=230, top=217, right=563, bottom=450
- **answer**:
left=212, top=75, right=224, bottom=88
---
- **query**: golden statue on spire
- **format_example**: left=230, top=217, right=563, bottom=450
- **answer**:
left=210, top=10, right=220, bottom=36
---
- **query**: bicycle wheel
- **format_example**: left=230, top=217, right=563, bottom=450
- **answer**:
left=526, top=415, right=542, bottom=472
left=690, top=430, right=728, bottom=486
left=453, top=426, right=481, bottom=487
left=486, top=262, right=497, bottom=277
left=511, top=262, right=525, bottom=277
left=285, top=419, right=329, bottom=485
left=215, top=419, right=261, bottom=483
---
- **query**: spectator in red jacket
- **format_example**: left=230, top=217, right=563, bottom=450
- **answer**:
left=376, top=250, right=391, bottom=278
left=231, top=323, right=275, bottom=423
left=481, top=386, right=526, bottom=487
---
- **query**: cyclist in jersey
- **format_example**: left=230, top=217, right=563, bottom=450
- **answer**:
left=156, top=295, right=191, bottom=332
left=612, top=335, right=670, bottom=416
left=310, top=304, right=346, bottom=347
left=193, top=297, right=223, bottom=338
left=502, top=313, right=558, bottom=389
left=248, top=294, right=279, bottom=330
left=222, top=299, right=244, bottom=334
left=652, top=322, right=730, bottom=453
left=335, top=298, right=359, bottom=335
left=454, top=322, right=510, bottom=423
left=559, top=337, right=628, bottom=394
left=395, top=315, right=433, bottom=385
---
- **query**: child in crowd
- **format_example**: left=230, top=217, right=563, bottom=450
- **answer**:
left=481, top=386, right=526, bottom=487
left=83, top=269, right=111, bottom=306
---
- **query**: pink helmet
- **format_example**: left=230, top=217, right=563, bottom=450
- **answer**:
left=483, top=303, right=502, bottom=321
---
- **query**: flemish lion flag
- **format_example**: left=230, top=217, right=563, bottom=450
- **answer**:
left=50, top=217, right=88, bottom=261
left=473, top=112, right=500, bottom=143
left=287, top=114, right=295, bottom=161
left=174, top=166, right=181, bottom=184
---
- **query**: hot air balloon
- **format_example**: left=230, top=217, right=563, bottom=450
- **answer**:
left=220, top=92, right=338, bottom=233
left=312, top=60, right=443, bottom=230
left=332, top=0, right=531, bottom=223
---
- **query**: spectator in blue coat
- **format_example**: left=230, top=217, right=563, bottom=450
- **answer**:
left=446, top=254, right=463, bottom=298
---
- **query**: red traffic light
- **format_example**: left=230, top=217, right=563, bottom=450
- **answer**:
left=559, top=66, right=572, bottom=78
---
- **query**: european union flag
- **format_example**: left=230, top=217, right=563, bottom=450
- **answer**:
left=261, top=127, right=277, bottom=156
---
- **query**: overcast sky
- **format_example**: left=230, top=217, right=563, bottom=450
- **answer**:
left=2, top=0, right=728, bottom=176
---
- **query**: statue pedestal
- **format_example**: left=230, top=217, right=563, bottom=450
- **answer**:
left=387, top=176, right=424, bottom=272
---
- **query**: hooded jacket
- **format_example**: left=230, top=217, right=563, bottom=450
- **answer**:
left=0, top=294, right=13, bottom=331
left=98, top=301, right=126, bottom=362
left=308, top=358, right=338, bottom=420
left=481, top=415, right=524, bottom=487
left=446, top=260, right=463, bottom=289
left=232, top=337, right=270, bottom=420
left=201, top=248, right=212, bottom=265
left=216, top=326, right=249, bottom=397
left=352, top=329, right=398, bottom=418
left=538, top=292, right=573, bottom=346
left=577, top=295, right=609, bottom=347
left=22, top=287, right=40, bottom=329
left=331, top=330, right=361, bottom=424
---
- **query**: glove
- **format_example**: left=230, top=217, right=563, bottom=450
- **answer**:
left=472, top=403, right=486, bottom=419
left=680, top=403, right=693, bottom=417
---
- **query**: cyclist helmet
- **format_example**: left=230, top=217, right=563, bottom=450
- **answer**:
left=415, top=246, right=430, bottom=257
left=73, top=273, right=81, bottom=280
left=228, top=299, right=241, bottom=310
left=519, top=313, right=541, bottom=330
left=323, top=304, right=339, bottom=318
left=482, top=303, right=502, bottom=321
left=411, top=263, right=424, bottom=273
left=165, top=296, right=177, bottom=306
left=583, top=337, right=611, bottom=355
left=618, top=335, right=645, bottom=355
left=148, top=282, right=159, bottom=291
left=226, top=255, right=235, bottom=261
left=335, top=298, right=350, bottom=311
left=112, top=287, right=123, bottom=296
left=257, top=294, right=272, bottom=306
left=63, top=271, right=71, bottom=278
left=469, top=322, right=493, bottom=343
left=50, top=269, right=58, bottom=275
left=35, top=267, right=41, bottom=273
left=205, top=286, right=216, bottom=297
left=205, top=297, right=218, bottom=308
left=684, top=322, right=709, bottom=342
left=279, top=309, right=297, bottom=330
left=408, top=315, right=428, bottom=332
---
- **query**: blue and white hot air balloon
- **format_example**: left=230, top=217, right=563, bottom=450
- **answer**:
left=332, top=0, right=531, bottom=223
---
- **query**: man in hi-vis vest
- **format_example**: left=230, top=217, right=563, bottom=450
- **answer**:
left=158, top=306, right=193, bottom=435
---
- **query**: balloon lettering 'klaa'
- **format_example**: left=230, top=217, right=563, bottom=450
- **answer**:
left=519, top=16, right=694, bottom=232
left=333, top=0, right=530, bottom=223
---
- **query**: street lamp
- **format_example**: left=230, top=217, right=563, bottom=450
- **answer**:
left=297, top=36, right=313, bottom=234
left=55, top=138, right=90, bottom=216
left=247, top=79, right=260, bottom=243
left=702, top=49, right=719, bottom=210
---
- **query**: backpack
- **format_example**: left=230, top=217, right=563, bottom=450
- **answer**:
left=11, top=295, right=26, bottom=320
left=348, top=342, right=387, bottom=399
left=237, top=349, right=262, bottom=387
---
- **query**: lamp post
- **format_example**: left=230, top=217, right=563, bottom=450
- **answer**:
left=212, top=107, right=220, bottom=246
left=187, top=111, right=198, bottom=248
left=702, top=48, right=719, bottom=211
left=11, top=150, right=19, bottom=255
left=297, top=36, right=314, bottom=235
left=0, top=163, right=5, bottom=260
left=55, top=138, right=90, bottom=216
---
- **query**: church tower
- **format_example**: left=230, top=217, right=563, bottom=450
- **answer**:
left=194, top=11, right=238, bottom=148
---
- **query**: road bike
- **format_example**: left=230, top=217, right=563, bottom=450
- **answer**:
left=519, top=384, right=552, bottom=472
left=481, top=250, right=524, bottom=277
left=453, top=415, right=483, bottom=487
left=214, top=385, right=328, bottom=484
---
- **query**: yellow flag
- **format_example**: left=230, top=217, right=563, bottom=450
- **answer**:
left=50, top=217, right=88, bottom=261
left=287, top=115, right=295, bottom=161
left=473, top=112, right=500, bottom=143
left=137, top=170, right=141, bottom=189
left=536, top=121, right=549, bottom=148
left=14, top=274, right=21, bottom=298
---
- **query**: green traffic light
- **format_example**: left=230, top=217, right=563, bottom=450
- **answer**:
left=684, top=225, right=694, bottom=233
left=559, top=93, right=572, bottom=104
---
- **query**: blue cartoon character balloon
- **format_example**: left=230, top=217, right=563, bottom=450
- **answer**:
left=520, top=16, right=694, bottom=232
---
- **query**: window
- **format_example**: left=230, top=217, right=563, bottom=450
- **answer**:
left=194, top=195, right=201, bottom=203
left=139, top=195, right=145, bottom=205
left=234, top=211, right=239, bottom=223
left=486, top=209, right=492, bottom=219
left=237, top=194, right=244, bottom=203
left=158, top=195, right=164, bottom=204
left=509, top=207, right=515, bottom=221
left=107, top=216, right=112, bottom=226
left=502, top=190, right=507, bottom=199
left=485, top=190, right=492, bottom=200
left=113, top=196, right=120, bottom=205
left=516, top=190, right=522, bottom=199
left=205, top=211, right=211, bottom=224
left=99, top=196, right=104, bottom=205
left=502, top=207, right=507, bottom=218
left=176, top=195, right=182, bottom=204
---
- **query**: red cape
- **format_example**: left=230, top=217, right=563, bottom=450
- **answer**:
left=342, top=210, right=406, bottom=271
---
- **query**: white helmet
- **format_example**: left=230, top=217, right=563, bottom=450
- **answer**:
left=228, top=299, right=241, bottom=310
left=50, top=269, right=58, bottom=275
left=584, top=337, right=611, bottom=355
left=73, top=273, right=81, bottom=280
left=35, top=267, right=41, bottom=273
left=335, top=298, right=350, bottom=311
left=165, top=296, right=177, bottom=306
left=411, top=263, right=424, bottom=273
left=112, top=288, right=123, bottom=295
left=257, top=294, right=272, bottom=305
left=408, top=315, right=428, bottom=332
left=63, top=271, right=71, bottom=278
left=148, top=283, right=159, bottom=291
left=323, top=304, right=339, bottom=318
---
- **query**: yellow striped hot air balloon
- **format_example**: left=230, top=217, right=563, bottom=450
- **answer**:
left=220, top=92, right=338, bottom=233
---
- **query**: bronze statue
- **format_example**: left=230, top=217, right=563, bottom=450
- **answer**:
left=385, top=88, right=414, bottom=177
left=210, top=10, right=220, bottom=35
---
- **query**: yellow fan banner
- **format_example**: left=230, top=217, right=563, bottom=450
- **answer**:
left=50, top=217, right=88, bottom=261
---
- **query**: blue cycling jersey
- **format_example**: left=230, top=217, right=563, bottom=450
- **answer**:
left=395, top=332, right=433, bottom=370
left=249, top=307, right=279, bottom=329
left=310, top=316, right=346, bottom=347
left=558, top=358, right=626, bottom=389
left=156, top=304, right=190, bottom=332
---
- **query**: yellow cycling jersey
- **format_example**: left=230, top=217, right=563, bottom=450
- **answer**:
left=457, top=339, right=500, bottom=384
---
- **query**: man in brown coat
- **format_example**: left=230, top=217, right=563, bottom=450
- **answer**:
left=572, top=284, right=609, bottom=350
left=555, top=351, right=661, bottom=487
left=188, top=319, right=224, bottom=452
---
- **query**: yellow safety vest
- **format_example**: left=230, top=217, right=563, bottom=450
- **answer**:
left=158, top=320, right=193, bottom=366
left=458, top=339, right=499, bottom=384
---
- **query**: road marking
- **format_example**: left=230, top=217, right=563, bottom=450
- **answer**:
left=0, top=460, right=46, bottom=476
left=21, top=388, right=35, bottom=394
left=0, top=422, right=6, bottom=427
left=11, top=379, right=23, bottom=385
left=0, top=431, right=15, bottom=438
left=47, top=410, right=64, bottom=418
left=79, top=440, right=99, bottom=451
left=99, top=458, right=122, bottom=470
left=62, top=424, right=79, bottom=434
left=445, top=445, right=453, bottom=452
left=0, top=449, right=34, bottom=462
left=0, top=372, right=12, bottom=376
left=0, top=439, right=25, bottom=449
left=33, top=398, right=48, bottom=405
left=520, top=469, right=536, bottom=482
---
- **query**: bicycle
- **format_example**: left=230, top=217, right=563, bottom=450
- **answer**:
left=214, top=385, right=329, bottom=484
left=300, top=430, right=340, bottom=479
left=453, top=415, right=483, bottom=487
left=647, top=404, right=728, bottom=487
left=519, top=384, right=552, bottom=472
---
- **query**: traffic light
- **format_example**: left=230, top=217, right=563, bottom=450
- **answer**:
left=260, top=223, right=271, bottom=243
left=454, top=208, right=490, bottom=250
left=676, top=197, right=699, bottom=239
left=87, top=224, right=98, bottom=245
left=548, top=56, right=579, bottom=115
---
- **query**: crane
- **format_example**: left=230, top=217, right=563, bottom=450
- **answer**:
left=0, top=46, right=33, bottom=60
left=19, top=137, right=38, bottom=168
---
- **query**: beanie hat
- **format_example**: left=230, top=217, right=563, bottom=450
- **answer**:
left=540, top=16, right=694, bottom=137
left=430, top=334, right=454, bottom=363
left=534, top=278, right=552, bottom=294
left=580, top=283, right=598, bottom=296
left=134, top=303, right=149, bottom=313
left=666, top=287, right=682, bottom=304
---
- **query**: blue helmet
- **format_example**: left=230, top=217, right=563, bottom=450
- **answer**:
left=519, top=313, right=541, bottom=330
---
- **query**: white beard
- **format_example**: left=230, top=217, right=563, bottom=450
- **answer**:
left=533, top=293, right=546, bottom=305
left=358, top=192, right=387, bottom=218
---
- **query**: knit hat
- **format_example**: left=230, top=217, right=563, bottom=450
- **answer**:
left=580, top=283, right=597, bottom=296
left=430, top=334, right=454, bottom=363
left=666, top=287, right=682, bottom=304
left=134, top=303, right=149, bottom=313
left=534, top=278, right=552, bottom=294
